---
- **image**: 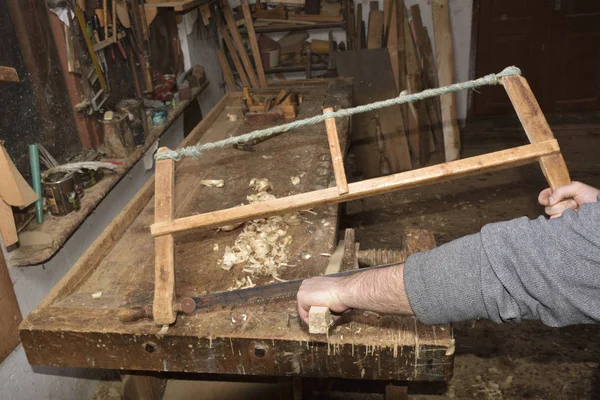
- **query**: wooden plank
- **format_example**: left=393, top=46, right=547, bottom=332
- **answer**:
left=385, top=0, right=398, bottom=86
left=404, top=12, right=432, bottom=166
left=367, top=8, right=384, bottom=49
left=151, top=139, right=562, bottom=236
left=0, top=248, right=22, bottom=363
left=355, top=3, right=363, bottom=50
left=410, top=5, right=443, bottom=154
left=323, top=108, right=349, bottom=194
left=22, top=94, right=230, bottom=313
left=240, top=0, right=267, bottom=87
left=217, top=19, right=250, bottom=88
left=223, top=1, right=259, bottom=88
left=153, top=151, right=176, bottom=325
left=216, top=49, right=237, bottom=92
left=0, top=142, right=38, bottom=207
left=501, top=75, right=571, bottom=189
left=0, top=198, right=18, bottom=247
left=432, top=0, right=460, bottom=161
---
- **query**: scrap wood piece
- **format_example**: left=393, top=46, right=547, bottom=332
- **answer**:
left=0, top=142, right=38, bottom=207
left=217, top=18, right=251, bottom=87
left=432, top=0, right=460, bottom=161
left=222, top=1, right=260, bottom=88
left=240, top=0, right=267, bottom=87
left=367, top=6, right=384, bottom=49
left=0, top=198, right=18, bottom=247
left=278, top=30, right=309, bottom=55
left=0, top=66, right=18, bottom=88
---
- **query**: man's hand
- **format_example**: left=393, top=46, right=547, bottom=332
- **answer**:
left=538, top=181, right=600, bottom=218
left=297, top=264, right=413, bottom=326
left=297, top=277, right=349, bottom=324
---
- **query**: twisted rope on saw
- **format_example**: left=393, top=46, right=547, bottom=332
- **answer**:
left=156, top=66, right=521, bottom=161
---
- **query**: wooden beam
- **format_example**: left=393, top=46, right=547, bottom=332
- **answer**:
left=432, top=0, right=460, bottom=161
left=240, top=0, right=267, bottom=87
left=223, top=1, right=260, bottom=88
left=151, top=139, right=561, bottom=237
left=217, top=19, right=250, bottom=87
left=323, top=108, right=349, bottom=194
left=153, top=149, right=176, bottom=325
left=216, top=49, right=237, bottom=91
left=502, top=75, right=571, bottom=189
left=355, top=3, right=363, bottom=49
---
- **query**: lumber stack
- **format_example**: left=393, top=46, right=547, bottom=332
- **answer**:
left=333, top=0, right=459, bottom=177
left=216, top=0, right=349, bottom=85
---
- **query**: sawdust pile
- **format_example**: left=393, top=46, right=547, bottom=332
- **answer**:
left=220, top=178, right=302, bottom=288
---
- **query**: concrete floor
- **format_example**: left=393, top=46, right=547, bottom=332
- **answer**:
left=93, top=119, right=600, bottom=399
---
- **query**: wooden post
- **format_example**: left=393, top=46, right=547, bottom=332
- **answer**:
left=323, top=108, right=349, bottom=194
left=153, top=148, right=176, bottom=325
left=501, top=75, right=571, bottom=189
left=240, top=0, right=267, bottom=87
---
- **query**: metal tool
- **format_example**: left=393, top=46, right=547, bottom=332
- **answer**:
left=118, top=262, right=401, bottom=323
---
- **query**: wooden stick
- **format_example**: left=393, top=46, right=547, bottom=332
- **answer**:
left=432, top=0, right=460, bottom=161
left=223, top=1, right=259, bottom=88
left=151, top=139, right=561, bottom=237
left=501, top=75, right=571, bottom=189
left=153, top=148, right=176, bottom=325
left=217, top=19, right=250, bottom=88
left=323, top=108, right=349, bottom=195
left=216, top=49, right=237, bottom=91
left=240, top=0, right=267, bottom=87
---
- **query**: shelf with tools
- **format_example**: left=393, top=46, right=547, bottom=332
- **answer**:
left=7, top=82, right=209, bottom=267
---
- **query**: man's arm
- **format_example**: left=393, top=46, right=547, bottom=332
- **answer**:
left=297, top=185, right=600, bottom=327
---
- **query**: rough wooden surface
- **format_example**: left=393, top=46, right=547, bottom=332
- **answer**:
left=8, top=83, right=208, bottom=266
left=20, top=80, right=453, bottom=381
left=0, top=249, right=22, bottom=362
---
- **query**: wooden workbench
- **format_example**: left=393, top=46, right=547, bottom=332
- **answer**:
left=20, top=79, right=453, bottom=384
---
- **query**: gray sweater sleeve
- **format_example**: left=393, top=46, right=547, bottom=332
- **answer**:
left=404, top=197, right=600, bottom=327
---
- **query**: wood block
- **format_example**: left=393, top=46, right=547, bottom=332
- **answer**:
left=0, top=249, right=22, bottom=363
left=432, top=0, right=460, bottom=161
left=308, top=306, right=333, bottom=334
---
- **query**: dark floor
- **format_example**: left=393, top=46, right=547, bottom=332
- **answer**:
left=93, top=119, right=600, bottom=399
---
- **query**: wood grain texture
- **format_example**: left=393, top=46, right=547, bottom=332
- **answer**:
left=0, top=249, right=22, bottom=363
left=216, top=49, right=237, bottom=92
left=240, top=0, right=267, bottom=87
left=217, top=20, right=250, bottom=88
left=153, top=152, right=176, bottom=325
left=152, top=140, right=562, bottom=237
left=502, top=75, right=571, bottom=189
left=323, top=108, right=349, bottom=194
left=432, top=0, right=460, bottom=161
left=223, top=1, right=259, bottom=88
left=367, top=10, right=383, bottom=49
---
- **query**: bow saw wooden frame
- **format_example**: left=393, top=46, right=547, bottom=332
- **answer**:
left=150, top=75, right=571, bottom=325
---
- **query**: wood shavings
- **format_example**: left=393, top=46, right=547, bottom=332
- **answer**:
left=91, top=291, right=103, bottom=299
left=227, top=113, right=238, bottom=121
left=249, top=178, right=272, bottom=192
left=213, top=243, right=219, bottom=251
left=228, top=276, right=256, bottom=290
left=290, top=176, right=300, bottom=185
left=200, top=179, right=225, bottom=188
left=219, top=222, right=243, bottom=232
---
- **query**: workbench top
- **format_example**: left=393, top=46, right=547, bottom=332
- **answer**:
left=20, top=80, right=453, bottom=381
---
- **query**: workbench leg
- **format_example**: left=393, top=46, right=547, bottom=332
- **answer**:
left=385, top=383, right=408, bottom=400
left=153, top=149, right=176, bottom=325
